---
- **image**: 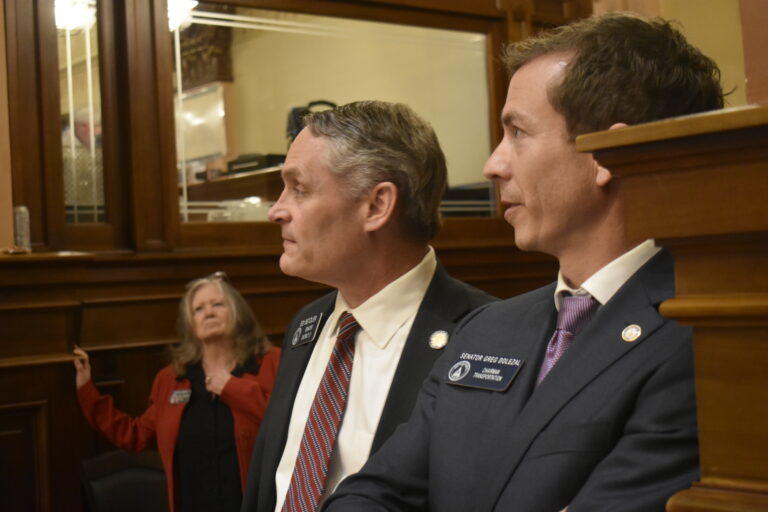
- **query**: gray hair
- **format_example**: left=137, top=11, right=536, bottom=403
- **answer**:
left=171, top=272, right=270, bottom=376
left=304, top=101, right=447, bottom=241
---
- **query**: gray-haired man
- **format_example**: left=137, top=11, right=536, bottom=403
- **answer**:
left=240, top=101, right=496, bottom=512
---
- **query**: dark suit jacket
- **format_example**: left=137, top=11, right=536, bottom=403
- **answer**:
left=324, top=250, right=698, bottom=512
left=241, top=263, right=496, bottom=512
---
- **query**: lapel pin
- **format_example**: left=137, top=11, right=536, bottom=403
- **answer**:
left=291, top=327, right=302, bottom=346
left=622, top=324, right=642, bottom=342
left=429, top=330, right=449, bottom=349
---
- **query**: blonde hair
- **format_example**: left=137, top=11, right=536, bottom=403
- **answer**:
left=170, top=273, right=270, bottom=376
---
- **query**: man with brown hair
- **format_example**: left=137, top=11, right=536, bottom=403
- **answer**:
left=240, top=101, right=495, bottom=512
left=325, top=13, right=723, bottom=511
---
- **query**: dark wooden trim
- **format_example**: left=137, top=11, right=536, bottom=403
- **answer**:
left=203, top=0, right=503, bottom=30
left=4, top=0, right=133, bottom=252
left=98, top=0, right=131, bottom=249
left=172, top=0, right=511, bottom=248
left=0, top=300, right=80, bottom=312
left=0, top=400, right=50, bottom=511
left=120, top=0, right=179, bottom=251
left=5, top=0, right=49, bottom=249
left=345, top=0, right=504, bottom=18
left=38, top=0, right=65, bottom=250
left=0, top=353, right=75, bottom=368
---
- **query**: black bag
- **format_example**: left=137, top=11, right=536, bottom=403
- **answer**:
left=286, top=100, right=337, bottom=142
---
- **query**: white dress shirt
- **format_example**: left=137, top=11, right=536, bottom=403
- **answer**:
left=554, top=239, right=661, bottom=309
left=274, top=247, right=437, bottom=511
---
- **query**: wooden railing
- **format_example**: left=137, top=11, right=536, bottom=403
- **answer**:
left=578, top=104, right=768, bottom=511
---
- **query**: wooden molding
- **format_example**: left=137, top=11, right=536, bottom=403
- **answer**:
left=0, top=0, right=13, bottom=248
left=0, top=400, right=50, bottom=512
left=180, top=4, right=234, bottom=90
left=576, top=105, right=768, bottom=153
left=590, top=105, right=768, bottom=509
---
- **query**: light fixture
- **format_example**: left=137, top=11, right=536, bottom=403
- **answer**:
left=55, top=0, right=96, bottom=30
left=168, top=0, right=199, bottom=31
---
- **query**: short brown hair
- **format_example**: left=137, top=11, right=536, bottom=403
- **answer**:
left=504, top=12, right=724, bottom=139
left=304, top=101, right=447, bottom=241
left=171, top=273, right=270, bottom=375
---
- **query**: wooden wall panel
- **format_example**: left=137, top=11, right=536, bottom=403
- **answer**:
left=0, top=242, right=556, bottom=511
left=580, top=105, right=768, bottom=511
left=0, top=401, right=49, bottom=512
left=0, top=0, right=12, bottom=248
left=0, top=0, right=581, bottom=508
left=80, top=296, right=181, bottom=347
left=0, top=302, right=78, bottom=358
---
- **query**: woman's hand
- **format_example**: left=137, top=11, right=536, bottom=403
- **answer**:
left=204, top=369, right=232, bottom=396
left=73, top=345, right=91, bottom=389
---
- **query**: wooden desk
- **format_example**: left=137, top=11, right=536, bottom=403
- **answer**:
left=578, top=105, right=768, bottom=511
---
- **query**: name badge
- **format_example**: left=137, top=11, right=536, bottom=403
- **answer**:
left=445, top=351, right=524, bottom=392
left=169, top=389, right=191, bottom=404
left=290, top=313, right=324, bottom=348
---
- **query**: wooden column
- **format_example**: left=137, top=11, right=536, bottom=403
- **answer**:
left=0, top=0, right=13, bottom=248
left=578, top=106, right=768, bottom=511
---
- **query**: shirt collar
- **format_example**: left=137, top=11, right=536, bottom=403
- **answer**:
left=332, top=246, right=437, bottom=349
left=554, top=239, right=660, bottom=311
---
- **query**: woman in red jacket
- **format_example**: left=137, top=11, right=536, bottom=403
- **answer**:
left=74, top=272, right=281, bottom=512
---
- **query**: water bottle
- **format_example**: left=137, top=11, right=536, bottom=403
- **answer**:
left=13, top=205, right=31, bottom=252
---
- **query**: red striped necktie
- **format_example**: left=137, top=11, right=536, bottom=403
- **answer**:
left=282, top=311, right=360, bottom=512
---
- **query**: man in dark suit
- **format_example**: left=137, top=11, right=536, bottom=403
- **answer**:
left=324, top=13, right=724, bottom=512
left=240, top=101, right=495, bottom=512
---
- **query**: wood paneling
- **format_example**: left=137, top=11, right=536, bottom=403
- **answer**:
left=0, top=364, right=83, bottom=512
left=0, top=301, right=79, bottom=358
left=0, top=242, right=556, bottom=511
left=0, top=400, right=49, bottom=512
left=4, top=0, right=129, bottom=252
left=5, top=0, right=48, bottom=249
left=582, top=105, right=768, bottom=510
left=355, top=0, right=504, bottom=18
left=122, top=0, right=179, bottom=251
left=0, top=2, right=585, bottom=510
left=0, top=0, right=13, bottom=248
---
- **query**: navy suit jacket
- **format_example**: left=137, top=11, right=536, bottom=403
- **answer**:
left=241, top=263, right=496, bottom=512
left=325, top=250, right=698, bottom=512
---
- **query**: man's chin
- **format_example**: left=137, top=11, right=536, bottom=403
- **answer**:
left=512, top=231, right=536, bottom=253
left=278, top=256, right=297, bottom=277
left=278, top=255, right=308, bottom=279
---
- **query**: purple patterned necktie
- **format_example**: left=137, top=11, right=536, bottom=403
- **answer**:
left=536, top=294, right=598, bottom=385
left=282, top=311, right=360, bottom=512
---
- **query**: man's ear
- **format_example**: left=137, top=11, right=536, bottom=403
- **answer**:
left=594, top=122, right=628, bottom=188
left=363, top=182, right=398, bottom=233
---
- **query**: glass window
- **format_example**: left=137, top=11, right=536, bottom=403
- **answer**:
left=56, top=0, right=104, bottom=224
left=169, top=1, right=494, bottom=223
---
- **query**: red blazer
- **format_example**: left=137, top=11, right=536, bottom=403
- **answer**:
left=77, top=347, right=281, bottom=512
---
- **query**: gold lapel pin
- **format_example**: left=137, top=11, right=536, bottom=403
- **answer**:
left=429, top=330, right=449, bottom=349
left=622, top=324, right=642, bottom=342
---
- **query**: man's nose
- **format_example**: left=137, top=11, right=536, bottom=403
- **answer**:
left=483, top=144, right=510, bottom=181
left=268, top=192, right=289, bottom=223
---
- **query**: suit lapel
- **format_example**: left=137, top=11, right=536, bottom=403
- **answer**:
left=262, top=293, right=337, bottom=477
left=372, top=264, right=470, bottom=452
left=467, top=294, right=555, bottom=492
left=482, top=251, right=675, bottom=510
